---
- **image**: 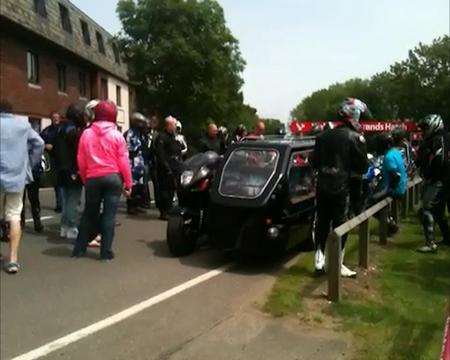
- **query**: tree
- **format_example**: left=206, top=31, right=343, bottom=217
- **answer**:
left=290, top=36, right=450, bottom=123
left=117, top=0, right=253, bottom=138
left=262, top=118, right=284, bottom=135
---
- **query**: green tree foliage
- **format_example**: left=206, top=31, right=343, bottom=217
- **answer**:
left=262, top=118, right=284, bottom=135
left=117, top=0, right=256, bottom=137
left=291, top=36, right=450, bottom=122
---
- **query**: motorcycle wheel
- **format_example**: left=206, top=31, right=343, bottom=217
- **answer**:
left=167, top=215, right=197, bottom=257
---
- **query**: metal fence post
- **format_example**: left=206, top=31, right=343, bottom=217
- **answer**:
left=327, top=232, right=341, bottom=302
left=408, top=185, right=415, bottom=211
left=379, top=206, right=388, bottom=245
left=392, top=199, right=399, bottom=224
left=359, top=219, right=370, bottom=269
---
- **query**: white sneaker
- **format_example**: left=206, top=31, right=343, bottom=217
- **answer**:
left=341, top=264, right=357, bottom=278
left=314, top=249, right=326, bottom=273
left=60, top=226, right=68, bottom=238
left=341, top=249, right=357, bottom=278
left=66, top=227, right=79, bottom=240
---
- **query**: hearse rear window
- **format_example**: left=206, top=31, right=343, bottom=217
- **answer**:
left=219, top=149, right=279, bottom=199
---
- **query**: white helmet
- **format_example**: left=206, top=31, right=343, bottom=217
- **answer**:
left=85, top=99, right=100, bottom=121
left=420, top=114, right=444, bottom=137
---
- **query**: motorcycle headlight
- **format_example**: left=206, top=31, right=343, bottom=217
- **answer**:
left=180, top=170, right=194, bottom=186
left=198, top=165, right=210, bottom=179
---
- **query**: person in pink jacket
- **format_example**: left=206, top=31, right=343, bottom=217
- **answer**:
left=72, top=100, right=132, bottom=260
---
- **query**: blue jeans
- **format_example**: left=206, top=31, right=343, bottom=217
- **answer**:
left=73, top=174, right=122, bottom=259
left=61, top=186, right=82, bottom=228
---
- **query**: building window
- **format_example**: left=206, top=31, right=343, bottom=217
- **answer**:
left=116, top=85, right=122, bottom=107
left=33, top=0, right=47, bottom=17
left=100, top=78, right=108, bottom=100
left=59, top=3, right=72, bottom=33
left=80, top=20, right=91, bottom=46
left=79, top=72, right=87, bottom=97
left=57, top=64, right=67, bottom=92
left=27, top=51, right=39, bottom=84
left=96, top=32, right=105, bottom=54
left=112, top=43, right=121, bottom=64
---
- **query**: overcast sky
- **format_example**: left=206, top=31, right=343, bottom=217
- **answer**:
left=72, top=0, right=449, bottom=121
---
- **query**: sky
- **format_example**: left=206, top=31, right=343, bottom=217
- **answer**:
left=72, top=0, right=449, bottom=121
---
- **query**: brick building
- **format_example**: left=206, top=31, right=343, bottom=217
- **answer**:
left=0, top=0, right=134, bottom=131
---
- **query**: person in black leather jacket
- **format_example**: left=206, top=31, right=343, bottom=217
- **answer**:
left=154, top=116, right=183, bottom=220
left=312, top=98, right=370, bottom=277
left=54, top=102, right=86, bottom=240
left=416, top=114, right=450, bottom=252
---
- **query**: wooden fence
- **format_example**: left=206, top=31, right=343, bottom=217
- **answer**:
left=327, top=177, right=423, bottom=302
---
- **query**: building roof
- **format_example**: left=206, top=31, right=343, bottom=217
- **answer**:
left=0, top=0, right=129, bottom=82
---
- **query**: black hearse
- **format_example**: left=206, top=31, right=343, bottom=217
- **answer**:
left=207, top=136, right=316, bottom=256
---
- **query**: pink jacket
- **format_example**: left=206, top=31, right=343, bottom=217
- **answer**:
left=77, top=121, right=132, bottom=189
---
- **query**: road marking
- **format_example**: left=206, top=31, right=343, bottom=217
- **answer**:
left=24, top=216, right=55, bottom=223
left=11, top=264, right=232, bottom=360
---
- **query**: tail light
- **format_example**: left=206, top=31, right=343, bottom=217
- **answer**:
left=198, top=178, right=210, bottom=192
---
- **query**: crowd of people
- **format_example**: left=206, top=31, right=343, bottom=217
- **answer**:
left=0, top=98, right=263, bottom=273
left=0, top=97, right=448, bottom=276
left=312, top=98, right=449, bottom=277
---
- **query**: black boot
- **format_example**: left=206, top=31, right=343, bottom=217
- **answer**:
left=34, top=219, right=44, bottom=233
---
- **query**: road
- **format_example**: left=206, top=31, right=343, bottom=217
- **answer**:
left=0, top=190, right=350, bottom=360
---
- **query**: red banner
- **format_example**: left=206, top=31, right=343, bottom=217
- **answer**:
left=290, top=120, right=420, bottom=135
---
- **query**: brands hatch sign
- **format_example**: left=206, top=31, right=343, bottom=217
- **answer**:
left=290, top=120, right=420, bottom=135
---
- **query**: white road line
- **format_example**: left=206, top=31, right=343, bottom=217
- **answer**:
left=24, top=216, right=55, bottom=224
left=11, top=264, right=232, bottom=360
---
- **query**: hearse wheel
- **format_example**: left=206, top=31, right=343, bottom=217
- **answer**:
left=167, top=215, right=197, bottom=257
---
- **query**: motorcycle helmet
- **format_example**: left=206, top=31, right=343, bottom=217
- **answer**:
left=235, top=124, right=247, bottom=138
left=338, top=98, right=372, bottom=131
left=85, top=99, right=100, bottom=122
left=218, top=126, right=228, bottom=139
left=418, top=114, right=444, bottom=137
left=131, top=112, right=147, bottom=128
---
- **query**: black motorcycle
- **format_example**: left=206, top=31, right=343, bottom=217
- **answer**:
left=167, top=151, right=220, bottom=256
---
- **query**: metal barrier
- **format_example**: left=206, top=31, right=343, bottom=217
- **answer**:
left=327, top=177, right=423, bottom=302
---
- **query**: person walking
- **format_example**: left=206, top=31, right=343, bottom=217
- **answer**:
left=0, top=101, right=44, bottom=273
left=154, top=116, right=183, bottom=220
left=312, top=98, right=370, bottom=277
left=416, top=114, right=450, bottom=252
left=72, top=101, right=132, bottom=260
left=41, top=112, right=62, bottom=212
left=54, top=102, right=86, bottom=241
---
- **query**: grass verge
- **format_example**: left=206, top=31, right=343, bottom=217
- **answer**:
left=264, top=217, right=450, bottom=360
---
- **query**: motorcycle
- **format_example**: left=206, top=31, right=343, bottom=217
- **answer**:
left=166, top=151, right=221, bottom=256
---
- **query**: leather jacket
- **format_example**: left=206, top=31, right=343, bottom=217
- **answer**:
left=312, top=124, right=368, bottom=196
left=417, top=129, right=450, bottom=184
